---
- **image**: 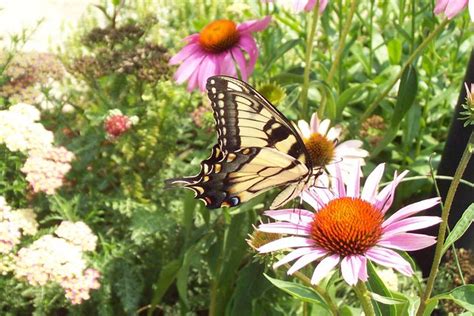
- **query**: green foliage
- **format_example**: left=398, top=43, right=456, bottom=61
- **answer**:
left=1, top=0, right=474, bottom=315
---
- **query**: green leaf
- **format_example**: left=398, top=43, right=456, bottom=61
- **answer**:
left=391, top=65, right=418, bottom=127
left=370, top=292, right=406, bottom=305
left=433, top=285, right=474, bottom=312
left=263, top=39, right=302, bottom=72
left=372, top=64, right=418, bottom=157
left=336, top=83, right=371, bottom=119
left=366, top=262, right=398, bottom=316
left=264, top=274, right=328, bottom=308
left=148, top=259, right=181, bottom=316
left=110, top=259, right=144, bottom=315
left=387, top=39, right=402, bottom=65
left=443, top=203, right=474, bottom=254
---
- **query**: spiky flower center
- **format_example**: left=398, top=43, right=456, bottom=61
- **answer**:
left=199, top=19, right=240, bottom=53
left=303, top=133, right=335, bottom=167
left=311, top=197, right=383, bottom=256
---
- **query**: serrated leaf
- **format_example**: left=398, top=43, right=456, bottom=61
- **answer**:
left=443, top=203, right=474, bottom=254
left=111, top=260, right=144, bottom=315
left=433, top=285, right=474, bottom=312
left=264, top=274, right=328, bottom=308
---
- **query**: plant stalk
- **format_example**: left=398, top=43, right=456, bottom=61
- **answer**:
left=354, top=281, right=375, bottom=316
left=300, top=1, right=320, bottom=120
left=416, top=131, right=474, bottom=316
left=288, top=265, right=339, bottom=315
left=361, top=19, right=449, bottom=122
left=319, top=0, right=357, bottom=118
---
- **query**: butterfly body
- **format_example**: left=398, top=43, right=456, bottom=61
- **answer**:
left=166, top=76, right=320, bottom=209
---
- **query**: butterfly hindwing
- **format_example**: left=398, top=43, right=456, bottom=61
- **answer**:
left=166, top=146, right=309, bottom=209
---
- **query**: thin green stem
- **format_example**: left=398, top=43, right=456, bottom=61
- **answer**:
left=361, top=19, right=449, bottom=122
left=379, top=175, right=474, bottom=188
left=326, top=0, right=357, bottom=85
left=353, top=282, right=375, bottom=316
left=288, top=265, right=339, bottom=316
left=429, top=156, right=466, bottom=285
left=416, top=131, right=474, bottom=316
left=300, top=1, right=320, bottom=120
left=319, top=0, right=357, bottom=118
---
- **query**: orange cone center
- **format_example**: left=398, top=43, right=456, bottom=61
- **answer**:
left=199, top=19, right=240, bottom=53
left=311, top=197, right=383, bottom=256
left=303, top=133, right=335, bottom=167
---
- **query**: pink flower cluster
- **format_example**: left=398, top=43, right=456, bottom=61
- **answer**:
left=104, top=109, right=138, bottom=140
left=14, top=221, right=100, bottom=305
left=21, top=146, right=75, bottom=195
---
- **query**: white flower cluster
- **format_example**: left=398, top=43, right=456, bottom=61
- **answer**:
left=55, top=221, right=98, bottom=252
left=13, top=221, right=100, bottom=305
left=21, top=146, right=75, bottom=195
left=0, top=103, right=75, bottom=195
left=0, top=103, right=54, bottom=153
left=0, top=196, right=38, bottom=254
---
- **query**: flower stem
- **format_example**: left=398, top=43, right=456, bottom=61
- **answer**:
left=416, top=131, right=474, bottom=316
left=353, top=281, right=376, bottom=316
left=360, top=18, right=449, bottom=122
left=319, top=0, right=357, bottom=118
left=300, top=1, right=320, bottom=120
left=288, top=265, right=339, bottom=315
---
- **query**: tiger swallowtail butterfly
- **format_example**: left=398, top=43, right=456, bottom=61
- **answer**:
left=166, top=76, right=321, bottom=209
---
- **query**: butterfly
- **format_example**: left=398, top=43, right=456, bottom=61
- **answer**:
left=166, top=76, right=321, bottom=209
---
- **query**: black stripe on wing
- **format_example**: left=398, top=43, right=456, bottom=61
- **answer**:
left=206, top=76, right=312, bottom=169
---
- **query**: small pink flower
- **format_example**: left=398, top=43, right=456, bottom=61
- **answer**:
left=257, top=163, right=441, bottom=285
left=104, top=110, right=138, bottom=139
left=170, top=17, right=271, bottom=91
left=263, top=0, right=329, bottom=13
left=434, top=0, right=474, bottom=21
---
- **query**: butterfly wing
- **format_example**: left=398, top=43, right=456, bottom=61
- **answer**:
left=206, top=76, right=312, bottom=167
left=166, top=146, right=309, bottom=209
left=166, top=76, right=315, bottom=209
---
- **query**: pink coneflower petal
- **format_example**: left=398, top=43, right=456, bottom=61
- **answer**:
left=445, top=0, right=468, bottom=18
left=293, top=0, right=308, bottom=12
left=258, top=222, right=311, bottom=235
left=318, top=119, right=330, bottom=135
left=378, top=233, right=437, bottom=251
left=326, top=126, right=342, bottom=141
left=374, top=170, right=409, bottom=213
left=169, top=43, right=201, bottom=65
left=174, top=53, right=205, bottom=83
left=365, top=246, right=413, bottom=276
left=258, top=236, right=314, bottom=253
left=264, top=209, right=314, bottom=224
left=382, top=197, right=441, bottom=227
left=383, top=216, right=442, bottom=235
left=238, top=35, right=258, bottom=74
left=361, top=163, right=385, bottom=202
left=184, top=33, right=200, bottom=43
left=237, top=16, right=272, bottom=34
left=341, top=255, right=361, bottom=285
left=434, top=0, right=449, bottom=13
left=346, top=161, right=360, bottom=197
left=469, top=0, right=474, bottom=21
left=273, top=247, right=316, bottom=268
left=333, top=164, right=346, bottom=197
left=198, top=56, right=217, bottom=90
left=310, top=113, right=319, bottom=134
left=231, top=47, right=248, bottom=81
left=288, top=250, right=328, bottom=274
left=358, top=255, right=368, bottom=281
left=319, top=0, right=329, bottom=11
left=311, top=254, right=340, bottom=284
left=218, top=52, right=237, bottom=77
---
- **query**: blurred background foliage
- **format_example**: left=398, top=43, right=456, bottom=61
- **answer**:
left=0, top=0, right=473, bottom=315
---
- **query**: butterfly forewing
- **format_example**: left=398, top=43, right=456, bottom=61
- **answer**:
left=206, top=76, right=311, bottom=167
